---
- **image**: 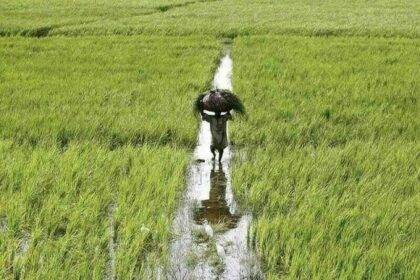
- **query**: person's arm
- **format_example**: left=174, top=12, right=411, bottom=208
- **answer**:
left=201, top=111, right=211, bottom=122
left=224, top=111, right=233, bottom=121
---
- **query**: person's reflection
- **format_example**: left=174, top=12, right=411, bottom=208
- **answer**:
left=194, top=162, right=239, bottom=230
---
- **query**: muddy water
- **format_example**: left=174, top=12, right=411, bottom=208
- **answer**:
left=167, top=55, right=262, bottom=279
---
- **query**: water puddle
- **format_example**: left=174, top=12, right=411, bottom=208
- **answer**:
left=167, top=53, right=262, bottom=279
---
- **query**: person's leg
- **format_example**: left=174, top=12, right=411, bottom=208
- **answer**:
left=210, top=145, right=216, bottom=160
left=218, top=148, right=224, bottom=162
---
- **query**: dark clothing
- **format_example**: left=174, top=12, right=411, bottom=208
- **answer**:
left=201, top=112, right=231, bottom=159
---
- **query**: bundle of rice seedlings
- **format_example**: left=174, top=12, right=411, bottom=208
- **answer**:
left=194, top=89, right=245, bottom=115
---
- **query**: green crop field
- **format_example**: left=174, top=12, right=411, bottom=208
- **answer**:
left=0, top=0, right=419, bottom=279
left=0, top=142, right=188, bottom=278
left=1, top=0, right=419, bottom=37
left=231, top=36, right=419, bottom=279
left=0, top=36, right=220, bottom=278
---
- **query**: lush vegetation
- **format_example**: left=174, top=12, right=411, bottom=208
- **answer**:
left=0, top=36, right=219, bottom=278
left=0, top=141, right=189, bottom=279
left=0, top=0, right=194, bottom=36
left=1, top=0, right=418, bottom=37
left=0, top=36, right=218, bottom=148
left=231, top=36, right=419, bottom=279
left=0, top=0, right=418, bottom=279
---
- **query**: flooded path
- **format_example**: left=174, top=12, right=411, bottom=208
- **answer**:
left=167, top=53, right=262, bottom=279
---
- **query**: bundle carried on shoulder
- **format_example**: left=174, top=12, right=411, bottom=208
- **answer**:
left=194, top=89, right=245, bottom=115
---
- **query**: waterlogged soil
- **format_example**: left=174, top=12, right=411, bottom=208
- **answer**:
left=167, top=55, right=262, bottom=279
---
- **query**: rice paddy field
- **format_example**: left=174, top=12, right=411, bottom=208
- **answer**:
left=0, top=0, right=419, bottom=279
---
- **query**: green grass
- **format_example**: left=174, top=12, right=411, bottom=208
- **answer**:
left=0, top=35, right=220, bottom=278
left=1, top=0, right=418, bottom=37
left=0, top=0, right=196, bottom=36
left=0, top=36, right=219, bottom=148
left=0, top=1, right=419, bottom=279
left=231, top=36, right=418, bottom=147
left=231, top=35, right=419, bottom=279
left=0, top=141, right=189, bottom=279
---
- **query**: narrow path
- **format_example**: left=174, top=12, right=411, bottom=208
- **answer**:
left=167, top=52, right=262, bottom=279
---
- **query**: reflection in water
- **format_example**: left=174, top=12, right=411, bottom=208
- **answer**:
left=194, top=163, right=240, bottom=230
left=168, top=121, right=262, bottom=279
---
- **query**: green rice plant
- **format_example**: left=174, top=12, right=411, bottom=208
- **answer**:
left=1, top=1, right=418, bottom=278
left=113, top=145, right=189, bottom=278
left=50, top=0, right=419, bottom=38
left=231, top=36, right=418, bottom=148
left=0, top=141, right=189, bottom=279
left=0, top=35, right=219, bottom=149
left=230, top=35, right=419, bottom=279
left=1, top=0, right=417, bottom=38
left=0, top=34, right=220, bottom=278
left=0, top=0, right=196, bottom=36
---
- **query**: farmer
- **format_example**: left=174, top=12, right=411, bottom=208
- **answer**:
left=195, top=89, right=245, bottom=162
left=201, top=111, right=231, bottom=161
